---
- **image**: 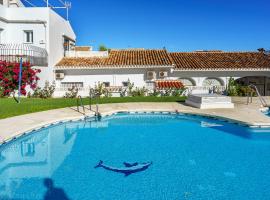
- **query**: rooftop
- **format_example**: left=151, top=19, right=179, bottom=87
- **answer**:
left=56, top=49, right=174, bottom=69
left=55, top=49, right=270, bottom=70
left=170, top=52, right=270, bottom=70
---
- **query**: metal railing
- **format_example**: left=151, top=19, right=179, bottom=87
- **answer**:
left=247, top=84, right=268, bottom=107
left=89, top=88, right=100, bottom=117
left=76, top=95, right=85, bottom=115
left=0, top=43, right=48, bottom=66
left=76, top=90, right=100, bottom=118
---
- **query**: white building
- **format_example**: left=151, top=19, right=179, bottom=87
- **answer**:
left=0, top=0, right=76, bottom=87
left=1, top=1, right=270, bottom=97
left=54, top=48, right=270, bottom=97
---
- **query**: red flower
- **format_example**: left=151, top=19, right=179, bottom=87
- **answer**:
left=0, top=61, right=40, bottom=97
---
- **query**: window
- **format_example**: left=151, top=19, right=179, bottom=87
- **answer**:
left=122, top=82, right=129, bottom=87
left=103, top=82, right=110, bottom=87
left=146, top=81, right=155, bottom=87
left=24, top=30, right=33, bottom=43
left=61, top=82, right=83, bottom=88
left=64, top=37, right=70, bottom=51
left=21, top=141, right=35, bottom=157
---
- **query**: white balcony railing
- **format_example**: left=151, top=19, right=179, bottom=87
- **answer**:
left=0, top=43, right=48, bottom=66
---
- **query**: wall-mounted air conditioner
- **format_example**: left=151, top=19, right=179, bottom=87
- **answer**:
left=147, top=71, right=156, bottom=80
left=55, top=73, right=65, bottom=79
left=159, top=71, right=168, bottom=78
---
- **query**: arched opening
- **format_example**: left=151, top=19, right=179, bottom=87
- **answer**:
left=202, top=78, right=224, bottom=87
left=236, top=76, right=270, bottom=96
left=179, top=78, right=196, bottom=86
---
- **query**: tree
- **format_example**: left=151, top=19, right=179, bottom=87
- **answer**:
left=99, top=44, right=108, bottom=51
left=0, top=61, right=40, bottom=101
left=257, top=48, right=266, bottom=53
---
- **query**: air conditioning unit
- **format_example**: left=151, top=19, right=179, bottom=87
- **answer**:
left=147, top=71, right=156, bottom=80
left=159, top=71, right=168, bottom=78
left=55, top=73, right=65, bottom=79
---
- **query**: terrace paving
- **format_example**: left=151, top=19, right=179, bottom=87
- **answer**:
left=0, top=97, right=270, bottom=144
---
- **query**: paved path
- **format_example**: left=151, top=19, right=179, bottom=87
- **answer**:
left=0, top=97, right=270, bottom=144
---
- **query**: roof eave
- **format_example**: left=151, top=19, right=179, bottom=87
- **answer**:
left=174, top=68, right=270, bottom=71
left=54, top=65, right=173, bottom=70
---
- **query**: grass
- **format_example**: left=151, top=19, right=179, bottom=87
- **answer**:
left=0, top=96, right=186, bottom=119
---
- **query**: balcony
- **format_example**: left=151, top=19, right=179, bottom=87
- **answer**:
left=0, top=43, right=48, bottom=66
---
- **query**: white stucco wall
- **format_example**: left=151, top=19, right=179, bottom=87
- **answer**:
left=0, top=5, right=76, bottom=88
left=54, top=68, right=171, bottom=97
left=53, top=68, right=270, bottom=97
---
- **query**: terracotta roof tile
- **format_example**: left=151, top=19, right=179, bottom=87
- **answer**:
left=56, top=50, right=270, bottom=70
left=56, top=49, right=173, bottom=68
left=170, top=52, right=270, bottom=70
left=74, top=46, right=91, bottom=51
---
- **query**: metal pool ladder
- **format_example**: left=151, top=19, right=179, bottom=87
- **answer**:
left=76, top=95, right=85, bottom=115
left=89, top=89, right=100, bottom=117
left=247, top=84, right=268, bottom=107
left=76, top=90, right=100, bottom=118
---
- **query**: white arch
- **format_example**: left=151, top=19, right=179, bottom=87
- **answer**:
left=179, top=77, right=196, bottom=86
left=202, top=77, right=224, bottom=86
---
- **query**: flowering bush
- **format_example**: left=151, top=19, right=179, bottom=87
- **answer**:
left=94, top=82, right=107, bottom=97
left=32, top=81, right=55, bottom=99
left=64, top=86, right=79, bottom=98
left=0, top=61, right=40, bottom=100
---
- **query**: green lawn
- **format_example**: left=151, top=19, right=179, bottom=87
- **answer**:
left=0, top=96, right=186, bottom=119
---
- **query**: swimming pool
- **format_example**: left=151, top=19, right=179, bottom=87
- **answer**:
left=0, top=112, right=270, bottom=200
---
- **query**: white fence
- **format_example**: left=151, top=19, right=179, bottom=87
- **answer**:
left=185, top=86, right=227, bottom=95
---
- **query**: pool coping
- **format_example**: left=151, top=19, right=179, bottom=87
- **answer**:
left=1, top=107, right=270, bottom=147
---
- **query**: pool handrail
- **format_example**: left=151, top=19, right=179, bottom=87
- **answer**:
left=247, top=84, right=268, bottom=107
left=76, top=95, right=85, bottom=115
left=89, top=88, right=100, bottom=117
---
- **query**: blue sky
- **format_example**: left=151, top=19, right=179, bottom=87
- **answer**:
left=25, top=0, right=270, bottom=51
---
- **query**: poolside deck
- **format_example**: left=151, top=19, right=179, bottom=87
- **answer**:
left=0, top=97, right=270, bottom=144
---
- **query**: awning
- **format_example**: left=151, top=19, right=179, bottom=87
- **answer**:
left=155, top=80, right=184, bottom=89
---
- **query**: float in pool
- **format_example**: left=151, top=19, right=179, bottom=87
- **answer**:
left=0, top=112, right=270, bottom=200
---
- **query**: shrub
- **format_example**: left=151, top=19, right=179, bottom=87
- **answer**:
left=0, top=61, right=40, bottom=101
left=127, top=80, right=134, bottom=97
left=227, top=77, right=238, bottom=96
left=64, top=86, right=79, bottom=98
left=148, top=89, right=161, bottom=97
left=171, top=89, right=184, bottom=97
left=160, top=89, right=172, bottom=96
left=131, top=87, right=148, bottom=97
left=94, top=82, right=107, bottom=97
left=226, top=77, right=255, bottom=96
left=32, top=81, right=55, bottom=98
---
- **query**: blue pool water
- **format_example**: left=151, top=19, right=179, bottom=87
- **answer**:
left=0, top=113, right=270, bottom=200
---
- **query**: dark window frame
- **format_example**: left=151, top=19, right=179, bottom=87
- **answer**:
left=24, top=30, right=34, bottom=43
